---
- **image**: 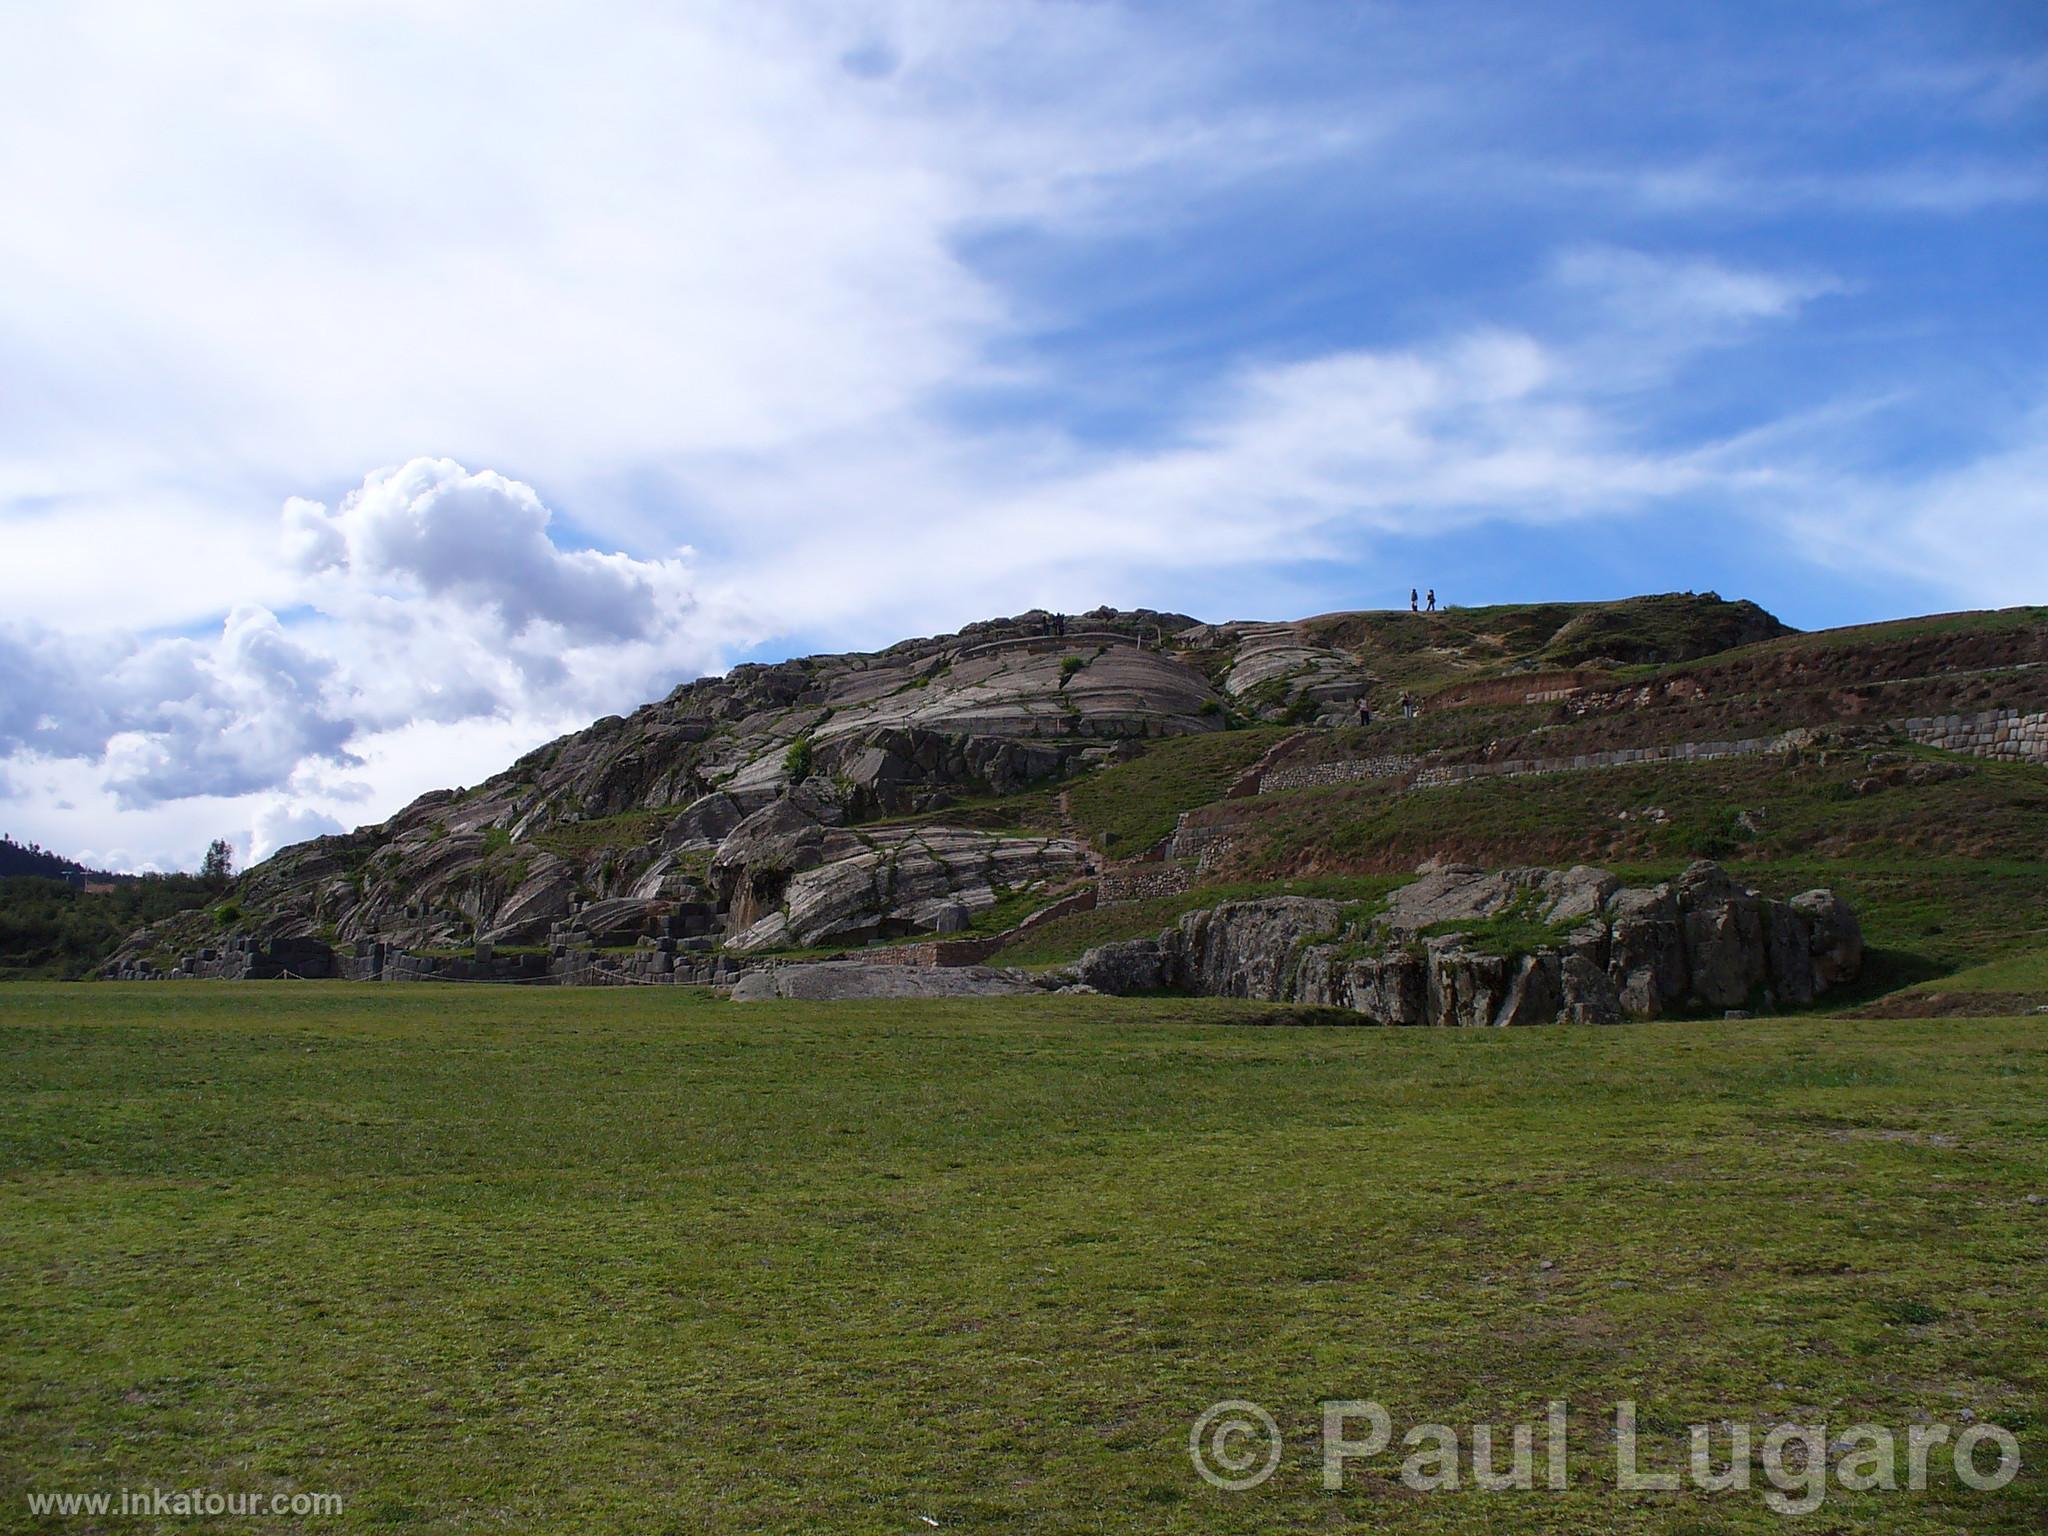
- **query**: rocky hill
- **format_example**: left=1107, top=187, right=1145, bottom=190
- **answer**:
left=103, top=594, right=2048, bottom=1005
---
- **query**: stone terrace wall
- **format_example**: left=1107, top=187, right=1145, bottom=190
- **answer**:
left=826, top=936, right=1010, bottom=968
left=1166, top=819, right=1240, bottom=873
left=1899, top=708, right=2048, bottom=764
left=1256, top=706, right=2048, bottom=799
left=1259, top=754, right=1421, bottom=794
left=1098, top=863, right=1194, bottom=905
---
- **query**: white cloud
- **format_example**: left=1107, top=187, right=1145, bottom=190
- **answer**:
left=0, top=1, right=1377, bottom=621
left=0, top=458, right=738, bottom=835
left=1781, top=409, right=2048, bottom=608
left=1553, top=246, right=1838, bottom=329
left=0, top=607, right=357, bottom=809
left=288, top=460, right=685, bottom=646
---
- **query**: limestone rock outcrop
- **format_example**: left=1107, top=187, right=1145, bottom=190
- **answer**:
left=145, top=609, right=1201, bottom=957
left=1077, top=861, right=1861, bottom=1025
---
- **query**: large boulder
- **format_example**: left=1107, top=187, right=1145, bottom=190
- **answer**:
left=1674, top=860, right=1769, bottom=1009
left=1792, top=889, right=1865, bottom=990
left=1077, top=938, right=1167, bottom=994
left=1607, top=883, right=1690, bottom=1018
left=1164, top=898, right=1343, bottom=998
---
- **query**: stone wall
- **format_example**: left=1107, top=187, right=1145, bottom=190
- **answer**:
left=821, top=935, right=1010, bottom=968
left=108, top=934, right=342, bottom=982
left=1255, top=705, right=2048, bottom=799
left=1166, top=817, right=1239, bottom=873
left=1898, top=707, right=2048, bottom=763
left=1259, top=754, right=1421, bottom=793
left=1097, top=863, right=1193, bottom=905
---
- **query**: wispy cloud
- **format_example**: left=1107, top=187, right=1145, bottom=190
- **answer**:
left=0, top=0, right=2041, bottom=867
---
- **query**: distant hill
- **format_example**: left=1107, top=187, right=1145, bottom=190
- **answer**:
left=1, top=870, right=221, bottom=980
left=0, top=835, right=234, bottom=981
left=0, top=835, right=94, bottom=881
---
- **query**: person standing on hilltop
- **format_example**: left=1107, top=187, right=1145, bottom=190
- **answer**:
left=1410, top=588, right=1419, bottom=612
left=1426, top=588, right=1437, bottom=612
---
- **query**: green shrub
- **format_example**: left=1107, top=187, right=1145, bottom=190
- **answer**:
left=784, top=736, right=815, bottom=781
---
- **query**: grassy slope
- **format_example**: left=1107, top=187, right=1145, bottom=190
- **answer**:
left=1058, top=727, right=1294, bottom=852
left=1903, top=948, right=2048, bottom=995
left=2, top=983, right=2043, bottom=1534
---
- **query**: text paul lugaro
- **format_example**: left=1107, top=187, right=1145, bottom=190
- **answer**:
left=1313, top=1400, right=2019, bottom=1514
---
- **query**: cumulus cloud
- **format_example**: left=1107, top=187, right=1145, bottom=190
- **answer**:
left=0, top=607, right=357, bottom=810
left=281, top=459, right=734, bottom=733
left=287, top=461, right=677, bottom=642
left=0, top=461, right=731, bottom=826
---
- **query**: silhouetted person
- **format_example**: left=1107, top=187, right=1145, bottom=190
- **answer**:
left=1426, top=588, right=1437, bottom=612
left=1409, top=588, right=1419, bottom=613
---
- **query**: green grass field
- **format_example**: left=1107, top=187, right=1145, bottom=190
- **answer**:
left=3, top=983, right=2044, bottom=1533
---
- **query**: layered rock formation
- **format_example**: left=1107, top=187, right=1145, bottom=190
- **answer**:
left=1077, top=861, right=1862, bottom=1025
left=708, top=779, right=1090, bottom=951
left=152, top=609, right=1201, bottom=960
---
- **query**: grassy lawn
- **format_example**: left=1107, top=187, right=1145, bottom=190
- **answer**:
left=3, top=983, right=2045, bottom=1533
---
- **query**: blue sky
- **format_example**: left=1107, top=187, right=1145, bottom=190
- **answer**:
left=0, top=0, right=2041, bottom=869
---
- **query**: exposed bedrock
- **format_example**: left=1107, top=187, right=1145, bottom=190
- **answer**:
left=1077, top=861, right=1862, bottom=1025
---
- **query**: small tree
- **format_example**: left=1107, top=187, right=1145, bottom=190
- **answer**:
left=200, top=837, right=235, bottom=886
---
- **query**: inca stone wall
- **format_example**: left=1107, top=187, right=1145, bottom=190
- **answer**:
left=1256, top=706, right=2048, bottom=798
left=1258, top=754, right=1421, bottom=793
left=1098, top=863, right=1194, bottom=905
left=1897, top=708, right=2048, bottom=763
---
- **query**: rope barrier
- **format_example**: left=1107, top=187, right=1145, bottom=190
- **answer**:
left=380, top=959, right=722, bottom=987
